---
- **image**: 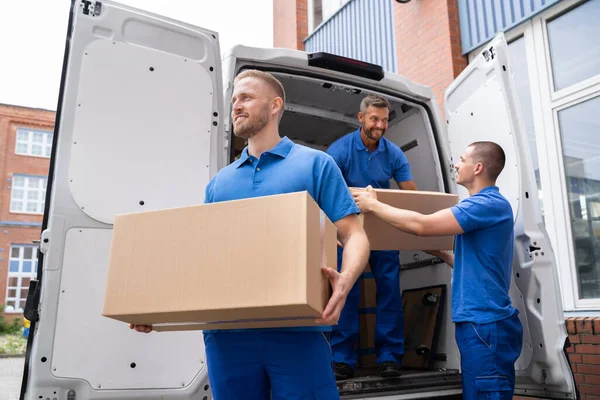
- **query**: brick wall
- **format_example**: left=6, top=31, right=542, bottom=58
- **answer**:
left=393, top=0, right=467, bottom=117
left=0, top=104, right=54, bottom=321
left=566, top=317, right=600, bottom=399
left=273, top=0, right=308, bottom=51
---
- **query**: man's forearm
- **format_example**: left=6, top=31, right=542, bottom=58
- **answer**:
left=436, top=250, right=454, bottom=268
left=339, top=231, right=370, bottom=287
left=370, top=201, right=424, bottom=236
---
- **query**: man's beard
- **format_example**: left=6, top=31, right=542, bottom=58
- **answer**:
left=233, top=106, right=270, bottom=139
left=364, top=126, right=385, bottom=141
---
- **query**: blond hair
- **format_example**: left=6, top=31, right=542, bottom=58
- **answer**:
left=234, top=69, right=286, bottom=103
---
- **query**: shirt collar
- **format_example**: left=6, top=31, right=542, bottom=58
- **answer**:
left=353, top=128, right=386, bottom=152
left=236, top=136, right=294, bottom=168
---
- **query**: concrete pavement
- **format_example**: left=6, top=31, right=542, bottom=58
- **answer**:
left=0, top=356, right=25, bottom=400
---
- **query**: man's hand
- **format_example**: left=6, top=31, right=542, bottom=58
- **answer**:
left=315, top=267, right=350, bottom=325
left=129, top=323, right=153, bottom=333
left=352, top=186, right=379, bottom=213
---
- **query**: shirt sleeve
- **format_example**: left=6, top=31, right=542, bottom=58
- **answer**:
left=204, top=177, right=216, bottom=204
left=451, top=195, right=503, bottom=233
left=325, top=140, right=347, bottom=176
left=314, top=155, right=360, bottom=223
left=392, top=147, right=413, bottom=182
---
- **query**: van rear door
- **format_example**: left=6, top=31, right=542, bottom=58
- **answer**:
left=445, top=32, right=577, bottom=399
left=20, top=1, right=222, bottom=399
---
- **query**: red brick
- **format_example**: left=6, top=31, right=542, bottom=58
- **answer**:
left=580, top=384, right=600, bottom=395
left=586, top=374, right=600, bottom=385
left=577, top=345, right=600, bottom=355
left=581, top=335, right=600, bottom=344
left=569, top=353, right=583, bottom=363
left=586, top=395, right=600, bottom=400
left=585, top=318, right=595, bottom=334
left=583, top=355, right=600, bottom=364
left=579, top=364, right=600, bottom=375
left=594, top=318, right=600, bottom=334
left=570, top=334, right=582, bottom=344
left=577, top=318, right=587, bottom=334
left=575, top=373, right=586, bottom=384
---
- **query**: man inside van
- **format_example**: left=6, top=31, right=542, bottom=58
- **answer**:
left=130, top=70, right=370, bottom=400
left=326, top=94, right=417, bottom=380
left=353, top=141, right=523, bottom=400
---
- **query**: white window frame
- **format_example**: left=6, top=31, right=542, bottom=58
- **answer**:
left=5, top=245, right=38, bottom=314
left=10, top=174, right=48, bottom=215
left=15, top=127, right=53, bottom=158
left=468, top=0, right=600, bottom=311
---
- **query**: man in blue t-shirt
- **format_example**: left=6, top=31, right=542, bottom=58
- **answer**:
left=326, top=94, right=417, bottom=380
left=130, top=70, right=370, bottom=399
left=353, top=141, right=523, bottom=400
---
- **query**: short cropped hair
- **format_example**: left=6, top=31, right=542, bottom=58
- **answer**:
left=468, top=141, right=506, bottom=181
left=234, top=69, right=286, bottom=104
left=360, top=94, right=390, bottom=114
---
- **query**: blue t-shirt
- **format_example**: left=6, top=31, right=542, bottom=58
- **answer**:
left=450, top=186, right=516, bottom=324
left=204, top=136, right=360, bottom=332
left=326, top=129, right=413, bottom=188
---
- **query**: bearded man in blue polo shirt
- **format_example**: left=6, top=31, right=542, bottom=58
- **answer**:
left=130, top=70, right=370, bottom=400
left=353, top=141, right=523, bottom=400
left=326, top=94, right=417, bottom=380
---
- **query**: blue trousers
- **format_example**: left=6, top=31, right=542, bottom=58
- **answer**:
left=330, top=248, right=404, bottom=369
left=204, top=330, right=339, bottom=400
left=455, top=311, right=523, bottom=400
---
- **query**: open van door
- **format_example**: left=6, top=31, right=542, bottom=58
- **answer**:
left=444, top=32, right=576, bottom=399
left=20, top=1, right=223, bottom=399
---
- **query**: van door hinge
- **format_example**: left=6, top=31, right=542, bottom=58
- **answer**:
left=483, top=46, right=496, bottom=62
left=81, top=0, right=102, bottom=17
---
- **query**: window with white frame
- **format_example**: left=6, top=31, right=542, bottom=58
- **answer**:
left=10, top=175, right=47, bottom=214
left=15, top=128, right=53, bottom=158
left=467, top=0, right=600, bottom=309
left=5, top=245, right=38, bottom=313
left=307, top=0, right=352, bottom=32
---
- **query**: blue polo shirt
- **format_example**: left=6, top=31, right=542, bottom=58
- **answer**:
left=203, top=136, right=360, bottom=332
left=450, top=186, right=516, bottom=324
left=326, top=129, right=413, bottom=188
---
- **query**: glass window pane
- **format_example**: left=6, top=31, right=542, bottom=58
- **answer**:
left=20, top=288, right=28, bottom=301
left=45, top=145, right=51, bottom=157
left=22, top=277, right=31, bottom=287
left=508, top=37, right=545, bottom=219
left=23, top=247, right=33, bottom=259
left=11, top=200, right=23, bottom=212
left=12, top=188, right=24, bottom=200
left=8, top=277, right=18, bottom=287
left=27, top=178, right=39, bottom=188
left=7, top=289, right=17, bottom=298
left=9, top=260, right=20, bottom=272
left=12, top=175, right=24, bottom=187
left=547, top=0, right=600, bottom=90
left=558, top=95, right=600, bottom=299
left=16, top=143, right=28, bottom=154
left=32, top=132, right=43, bottom=143
left=27, top=191, right=38, bottom=201
left=17, top=130, right=29, bottom=141
left=22, top=261, right=32, bottom=273
left=31, top=145, right=42, bottom=156
left=5, top=300, right=16, bottom=312
left=11, top=247, right=20, bottom=258
left=26, top=202, right=38, bottom=212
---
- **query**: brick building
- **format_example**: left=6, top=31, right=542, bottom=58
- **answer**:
left=274, top=0, right=600, bottom=398
left=0, top=104, right=55, bottom=321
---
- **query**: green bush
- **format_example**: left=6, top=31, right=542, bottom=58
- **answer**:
left=0, top=305, right=22, bottom=334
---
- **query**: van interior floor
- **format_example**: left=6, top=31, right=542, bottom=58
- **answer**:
left=336, top=368, right=461, bottom=397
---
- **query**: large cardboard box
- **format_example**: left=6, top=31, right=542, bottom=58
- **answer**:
left=352, top=188, right=459, bottom=251
left=102, top=191, right=337, bottom=331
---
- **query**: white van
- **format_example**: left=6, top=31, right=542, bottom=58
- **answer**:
left=19, top=1, right=577, bottom=399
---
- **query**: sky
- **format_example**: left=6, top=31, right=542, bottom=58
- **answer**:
left=0, top=0, right=273, bottom=111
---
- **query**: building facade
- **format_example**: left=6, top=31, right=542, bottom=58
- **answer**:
left=0, top=105, right=54, bottom=321
left=273, top=0, right=600, bottom=397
